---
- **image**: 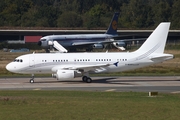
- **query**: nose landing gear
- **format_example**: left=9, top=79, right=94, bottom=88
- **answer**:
left=29, top=74, right=34, bottom=83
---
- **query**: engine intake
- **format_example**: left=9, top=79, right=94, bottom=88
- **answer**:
left=92, top=43, right=104, bottom=49
left=52, top=70, right=82, bottom=80
left=113, top=42, right=126, bottom=47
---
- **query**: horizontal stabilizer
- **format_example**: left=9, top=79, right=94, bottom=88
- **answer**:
left=150, top=54, right=174, bottom=62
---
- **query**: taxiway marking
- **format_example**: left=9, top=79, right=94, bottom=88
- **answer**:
left=105, top=89, right=116, bottom=92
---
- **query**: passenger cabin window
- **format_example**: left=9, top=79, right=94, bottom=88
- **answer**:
left=14, top=59, right=23, bottom=62
left=53, top=59, right=68, bottom=62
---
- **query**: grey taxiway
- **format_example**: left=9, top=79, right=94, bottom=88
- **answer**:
left=0, top=76, right=180, bottom=93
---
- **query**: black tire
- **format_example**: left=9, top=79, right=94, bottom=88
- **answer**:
left=82, top=76, right=88, bottom=82
left=86, top=77, right=92, bottom=83
left=30, top=79, right=34, bottom=83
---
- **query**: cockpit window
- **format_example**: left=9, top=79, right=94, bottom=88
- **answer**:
left=41, top=39, right=46, bottom=41
left=13, top=59, right=23, bottom=62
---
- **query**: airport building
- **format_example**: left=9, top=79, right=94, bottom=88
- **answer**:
left=0, top=29, right=180, bottom=45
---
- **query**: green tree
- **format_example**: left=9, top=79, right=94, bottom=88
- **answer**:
left=33, top=5, right=60, bottom=27
left=1, top=2, right=20, bottom=26
left=171, top=0, right=180, bottom=29
left=0, top=0, right=176, bottom=28
left=0, top=0, right=33, bottom=26
left=151, top=0, right=171, bottom=27
left=57, top=12, right=83, bottom=27
left=119, top=0, right=151, bottom=28
left=21, top=7, right=37, bottom=27
left=85, top=4, right=107, bottom=29
left=75, top=0, right=96, bottom=13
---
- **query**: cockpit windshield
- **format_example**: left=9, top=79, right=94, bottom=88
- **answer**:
left=14, top=59, right=23, bottom=62
left=40, top=39, right=46, bottom=41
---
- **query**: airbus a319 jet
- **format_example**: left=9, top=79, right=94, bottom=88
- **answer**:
left=6, top=22, right=173, bottom=83
left=37, top=12, right=144, bottom=52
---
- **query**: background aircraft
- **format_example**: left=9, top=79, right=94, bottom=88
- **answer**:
left=6, top=23, right=173, bottom=83
left=37, top=12, right=144, bottom=52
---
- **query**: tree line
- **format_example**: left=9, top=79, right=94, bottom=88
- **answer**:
left=0, top=0, right=180, bottom=29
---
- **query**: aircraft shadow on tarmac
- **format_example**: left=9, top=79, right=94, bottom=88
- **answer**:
left=31, top=77, right=180, bottom=85
left=32, top=78, right=117, bottom=84
left=32, top=77, right=119, bottom=84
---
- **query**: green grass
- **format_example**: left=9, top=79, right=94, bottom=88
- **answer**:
left=0, top=90, right=180, bottom=120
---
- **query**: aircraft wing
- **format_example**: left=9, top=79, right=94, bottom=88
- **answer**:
left=72, top=38, right=146, bottom=46
left=52, top=62, right=118, bottom=73
left=114, top=38, right=146, bottom=42
left=72, top=41, right=103, bottom=46
left=67, top=64, right=110, bottom=72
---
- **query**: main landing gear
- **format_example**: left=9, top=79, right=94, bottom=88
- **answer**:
left=82, top=76, right=92, bottom=83
left=29, top=74, right=34, bottom=83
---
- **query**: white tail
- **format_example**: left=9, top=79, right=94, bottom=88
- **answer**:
left=135, top=22, right=170, bottom=54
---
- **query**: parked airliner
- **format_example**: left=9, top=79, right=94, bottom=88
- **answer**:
left=6, top=22, right=173, bottom=83
left=37, top=12, right=144, bottom=52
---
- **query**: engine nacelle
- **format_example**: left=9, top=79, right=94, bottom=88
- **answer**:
left=92, top=43, right=104, bottom=49
left=48, top=40, right=54, bottom=46
left=56, top=70, right=74, bottom=80
left=52, top=70, right=82, bottom=80
left=113, top=42, right=126, bottom=47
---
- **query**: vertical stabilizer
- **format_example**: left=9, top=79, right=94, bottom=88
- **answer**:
left=105, top=12, right=119, bottom=35
left=135, top=22, right=170, bottom=54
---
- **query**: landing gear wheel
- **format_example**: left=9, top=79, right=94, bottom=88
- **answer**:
left=86, top=77, right=92, bottom=83
left=82, top=76, right=88, bottom=82
left=30, top=79, right=34, bottom=83
left=30, top=74, right=35, bottom=83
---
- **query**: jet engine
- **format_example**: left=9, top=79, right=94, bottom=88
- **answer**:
left=52, top=70, right=81, bottom=80
left=37, top=40, right=54, bottom=48
left=113, top=41, right=126, bottom=47
left=112, top=41, right=126, bottom=50
left=48, top=40, right=54, bottom=46
left=92, top=43, right=104, bottom=49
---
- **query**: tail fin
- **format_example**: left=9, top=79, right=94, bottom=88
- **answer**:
left=135, top=22, right=170, bottom=54
left=105, top=12, right=119, bottom=35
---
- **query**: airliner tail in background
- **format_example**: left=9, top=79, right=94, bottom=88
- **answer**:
left=105, top=12, right=119, bottom=35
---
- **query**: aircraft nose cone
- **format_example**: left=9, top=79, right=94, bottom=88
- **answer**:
left=37, top=41, right=42, bottom=46
left=6, top=63, right=16, bottom=73
left=6, top=63, right=12, bottom=72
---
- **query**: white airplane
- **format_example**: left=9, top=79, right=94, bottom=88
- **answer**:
left=6, top=22, right=173, bottom=83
